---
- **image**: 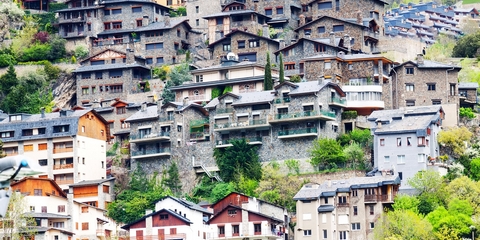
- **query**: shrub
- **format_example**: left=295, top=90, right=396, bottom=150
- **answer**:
left=33, top=31, right=49, bottom=43
left=71, top=55, right=77, bottom=64
left=0, top=54, right=17, bottom=67
left=342, top=110, right=358, bottom=120
left=48, top=3, right=67, bottom=12
left=290, top=75, right=301, bottom=83
left=74, top=45, right=89, bottom=59
left=43, top=62, right=61, bottom=81
left=177, top=7, right=187, bottom=16
left=19, top=43, right=52, bottom=62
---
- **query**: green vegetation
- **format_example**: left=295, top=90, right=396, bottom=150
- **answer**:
left=289, top=74, right=301, bottom=83
left=459, top=107, right=475, bottom=121
left=341, top=110, right=358, bottom=120
left=438, top=126, right=473, bottom=158
left=264, top=52, right=273, bottom=90
left=424, top=34, right=455, bottom=62
left=453, top=31, right=480, bottom=58
left=161, top=62, right=192, bottom=103
left=278, top=53, right=284, bottom=83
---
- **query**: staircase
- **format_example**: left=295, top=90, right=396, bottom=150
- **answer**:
left=194, top=164, right=223, bottom=182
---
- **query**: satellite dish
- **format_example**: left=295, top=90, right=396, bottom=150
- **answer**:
left=226, top=52, right=238, bottom=61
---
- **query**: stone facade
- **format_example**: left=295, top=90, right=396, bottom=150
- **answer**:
left=186, top=0, right=222, bottom=32
left=209, top=30, right=280, bottom=65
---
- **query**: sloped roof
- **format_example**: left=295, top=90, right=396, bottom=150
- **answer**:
left=394, top=59, right=461, bottom=70
left=207, top=204, right=284, bottom=224
left=294, top=15, right=365, bottom=32
left=124, top=105, right=159, bottom=122
left=69, top=178, right=114, bottom=187
left=230, top=91, right=275, bottom=106
left=207, top=29, right=279, bottom=48
left=203, top=9, right=271, bottom=19
left=156, top=196, right=212, bottom=215
left=122, top=208, right=192, bottom=230
left=459, top=82, right=479, bottom=89
left=73, top=62, right=149, bottom=73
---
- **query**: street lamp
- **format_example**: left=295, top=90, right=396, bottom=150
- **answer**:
left=470, top=225, right=476, bottom=240
left=0, top=155, right=45, bottom=217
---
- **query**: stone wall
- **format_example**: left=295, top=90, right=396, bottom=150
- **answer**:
left=185, top=0, right=222, bottom=32
left=378, top=36, right=426, bottom=62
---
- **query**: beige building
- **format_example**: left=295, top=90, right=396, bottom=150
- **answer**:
left=293, top=175, right=400, bottom=240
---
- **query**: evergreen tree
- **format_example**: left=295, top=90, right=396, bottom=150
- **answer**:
left=0, top=64, right=18, bottom=93
left=164, top=161, right=182, bottom=196
left=264, top=52, right=273, bottom=90
left=279, top=53, right=284, bottom=83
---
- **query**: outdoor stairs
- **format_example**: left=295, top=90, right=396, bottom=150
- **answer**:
left=193, top=164, right=223, bottom=182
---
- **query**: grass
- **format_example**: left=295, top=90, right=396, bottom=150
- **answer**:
left=463, top=0, right=480, bottom=4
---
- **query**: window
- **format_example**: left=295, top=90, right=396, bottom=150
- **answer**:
left=53, top=222, right=64, bottom=228
left=218, top=226, right=225, bottom=236
left=406, top=84, right=414, bottom=91
left=450, top=84, right=456, bottom=96
left=38, top=159, right=47, bottom=166
left=254, top=223, right=261, bottom=234
left=155, top=57, right=164, bottom=64
left=10, top=115, right=21, bottom=121
left=136, top=19, right=142, bottom=27
left=41, top=206, right=47, bottom=213
left=177, top=29, right=181, bottom=37
left=338, top=196, right=347, bottom=204
left=348, top=64, right=353, bottom=70
left=227, top=209, right=237, bottom=215
left=304, top=28, right=311, bottom=35
left=82, top=73, right=91, bottom=79
left=82, top=222, right=89, bottom=230
left=352, top=223, right=360, bottom=230
left=352, top=189, right=358, bottom=197
left=323, top=229, right=327, bottom=239
left=369, top=205, right=375, bottom=215
left=233, top=225, right=239, bottom=235
left=146, top=58, right=153, bottom=64
left=112, top=8, right=121, bottom=14
left=318, top=1, right=332, bottom=9
left=353, top=206, right=358, bottom=215
left=370, top=222, right=375, bottom=229
left=418, top=153, right=426, bottom=162
left=223, top=43, right=231, bottom=52
left=276, top=7, right=283, bottom=14
left=146, top=42, right=163, bottom=50
left=109, top=70, right=123, bottom=78
left=249, top=40, right=259, bottom=48
left=22, top=129, right=33, bottom=136
left=407, top=137, right=412, bottom=146
left=318, top=26, right=326, bottom=33
left=399, top=172, right=403, bottom=180
left=339, top=231, right=347, bottom=240
left=384, top=156, right=390, bottom=162
left=0, top=131, right=13, bottom=138
left=406, top=67, right=414, bottom=74
left=265, top=8, right=272, bottom=15
left=170, top=228, right=177, bottom=235
left=397, top=155, right=405, bottom=164
left=132, top=6, right=142, bottom=12
left=237, top=40, right=245, bottom=48
left=303, top=230, right=312, bottom=236
left=195, top=75, right=203, bottom=82
left=418, top=137, right=426, bottom=146
left=24, top=145, right=33, bottom=152
left=34, top=189, right=42, bottom=196
left=380, top=138, right=385, bottom=146
left=160, top=214, right=168, bottom=220
left=428, top=83, right=436, bottom=91
left=58, top=205, right=65, bottom=212
left=81, top=206, right=88, bottom=213
left=335, top=0, right=340, bottom=11
left=82, top=87, right=89, bottom=95
left=324, top=62, right=331, bottom=69
left=196, top=19, right=199, bottom=26
left=216, top=17, right=223, bottom=24
left=432, top=100, right=441, bottom=105
left=195, top=6, right=199, bottom=13
left=406, top=100, right=415, bottom=106
left=397, top=138, right=401, bottom=146
left=104, top=9, right=110, bottom=15
left=145, top=31, right=163, bottom=37
left=333, top=25, right=344, bottom=32
left=112, top=21, right=122, bottom=29
left=324, top=197, right=328, bottom=204
left=285, top=63, right=295, bottom=70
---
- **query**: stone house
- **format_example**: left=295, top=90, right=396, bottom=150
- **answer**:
left=93, top=18, right=201, bottom=66
left=171, top=58, right=279, bottom=103
left=208, top=29, right=280, bottom=65
left=368, top=105, right=444, bottom=189
left=301, top=52, right=393, bottom=116
left=391, top=54, right=461, bottom=126
left=18, top=0, right=51, bottom=12
left=294, top=15, right=380, bottom=53
left=185, top=0, right=222, bottom=33
left=205, top=80, right=345, bottom=162
left=203, top=3, right=271, bottom=43
left=458, top=82, right=478, bottom=109
left=293, top=174, right=400, bottom=240
left=73, top=49, right=151, bottom=105
left=57, top=0, right=172, bottom=51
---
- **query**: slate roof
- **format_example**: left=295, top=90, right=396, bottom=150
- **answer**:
left=203, top=10, right=271, bottom=19
left=97, top=19, right=192, bottom=36
left=230, top=91, right=275, bottom=106
left=73, top=63, right=149, bottom=73
left=318, top=205, right=335, bottom=213
left=169, top=76, right=268, bottom=90
left=459, top=82, right=479, bottom=89
left=156, top=196, right=212, bottom=215
left=207, top=204, right=284, bottom=224
left=207, top=29, right=279, bottom=48
left=122, top=208, right=192, bottom=230
left=273, top=37, right=346, bottom=55
left=204, top=97, right=220, bottom=109
left=56, top=5, right=102, bottom=12
left=124, top=105, right=159, bottom=122
left=394, top=59, right=461, bottom=70
left=69, top=178, right=114, bottom=187
left=26, top=212, right=71, bottom=219
left=294, top=16, right=365, bottom=32
left=191, top=60, right=264, bottom=73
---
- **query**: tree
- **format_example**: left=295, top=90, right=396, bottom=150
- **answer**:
left=153, top=65, right=170, bottom=80
left=213, top=139, right=262, bottom=183
left=164, top=162, right=182, bottom=196
left=290, top=74, right=301, bottom=83
left=459, top=107, right=475, bottom=122
left=424, top=33, right=455, bottom=62
left=373, top=210, right=435, bottom=240
left=452, top=31, right=480, bottom=57
left=458, top=58, right=480, bottom=85
left=210, top=182, right=235, bottom=203
left=0, top=64, right=18, bottom=93
left=343, top=142, right=365, bottom=169
left=0, top=192, right=37, bottom=239
left=438, top=126, right=473, bottom=158
left=264, top=52, right=273, bottom=90
left=162, top=62, right=191, bottom=103
left=426, top=199, right=474, bottom=238
left=469, top=158, right=480, bottom=181
left=309, top=138, right=346, bottom=169
left=392, top=194, right=420, bottom=214
left=445, top=176, right=480, bottom=215
left=337, top=129, right=372, bottom=148
left=278, top=53, right=284, bottom=83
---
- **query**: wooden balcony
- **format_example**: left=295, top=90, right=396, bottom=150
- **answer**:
left=53, top=163, right=74, bottom=170
left=53, top=147, right=73, bottom=154
left=364, top=194, right=391, bottom=203
left=55, top=179, right=74, bottom=185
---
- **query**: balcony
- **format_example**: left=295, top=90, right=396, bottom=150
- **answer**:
left=214, top=119, right=270, bottom=132
left=59, top=17, right=86, bottom=24
left=364, top=194, right=391, bottom=203
left=190, top=118, right=209, bottom=127
left=329, top=97, right=347, bottom=107
left=53, top=164, right=74, bottom=170
left=130, top=132, right=170, bottom=143
left=215, top=137, right=263, bottom=148
left=55, top=179, right=74, bottom=185
left=188, top=94, right=207, bottom=101
left=159, top=116, right=174, bottom=123
left=131, top=148, right=171, bottom=159
left=274, top=97, right=291, bottom=104
left=269, top=110, right=336, bottom=123
left=190, top=131, right=209, bottom=140
left=216, top=108, right=234, bottom=114
left=53, top=147, right=73, bottom=154
left=278, top=128, right=318, bottom=139
left=337, top=202, right=350, bottom=207
left=373, top=67, right=390, bottom=80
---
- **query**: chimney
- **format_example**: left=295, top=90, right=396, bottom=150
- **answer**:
left=327, top=180, right=331, bottom=187
left=356, top=10, right=362, bottom=24
left=318, top=76, right=325, bottom=85
left=145, top=209, right=153, bottom=215
left=126, top=48, right=135, bottom=64
left=143, top=15, right=149, bottom=27
left=141, top=102, right=147, bottom=112
left=41, top=107, right=45, bottom=118
left=417, top=54, right=424, bottom=65
left=92, top=99, right=100, bottom=108
left=262, top=24, right=269, bottom=38
left=279, top=39, right=285, bottom=49
left=377, top=121, right=382, bottom=129
left=183, top=97, right=189, bottom=106
left=299, top=14, right=305, bottom=27
left=164, top=13, right=170, bottom=27
left=343, top=34, right=351, bottom=54
left=330, top=32, right=335, bottom=46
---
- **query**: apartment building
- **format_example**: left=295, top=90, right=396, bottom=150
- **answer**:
left=391, top=54, right=460, bottom=126
left=294, top=174, right=400, bottom=240
left=11, top=177, right=121, bottom=240
left=0, top=109, right=109, bottom=190
left=368, top=105, right=444, bottom=189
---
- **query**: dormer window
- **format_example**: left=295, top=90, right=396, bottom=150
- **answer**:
left=53, top=125, right=70, bottom=133
left=9, top=115, right=21, bottom=122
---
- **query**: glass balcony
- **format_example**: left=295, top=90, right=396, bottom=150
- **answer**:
left=329, top=97, right=347, bottom=107
left=190, top=118, right=209, bottom=128
left=271, top=110, right=336, bottom=122
left=190, top=131, right=209, bottom=140
left=214, top=119, right=269, bottom=131
left=278, top=128, right=318, bottom=139
left=216, top=108, right=234, bottom=114
left=274, top=97, right=291, bottom=104
left=159, top=116, right=174, bottom=122
left=131, top=147, right=171, bottom=158
left=129, top=131, right=170, bottom=143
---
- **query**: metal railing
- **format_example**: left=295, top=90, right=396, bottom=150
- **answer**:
left=190, top=131, right=208, bottom=139
left=216, top=108, right=234, bottom=114
left=159, top=116, right=174, bottom=122
left=274, top=97, right=291, bottom=104
left=214, top=119, right=267, bottom=129
left=274, top=110, right=335, bottom=120
left=330, top=97, right=346, bottom=105
left=130, top=132, right=170, bottom=140
left=131, top=147, right=171, bottom=157
left=278, top=127, right=317, bottom=136
left=190, top=118, right=209, bottom=128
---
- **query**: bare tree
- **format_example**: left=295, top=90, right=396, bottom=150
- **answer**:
left=0, top=192, right=36, bottom=239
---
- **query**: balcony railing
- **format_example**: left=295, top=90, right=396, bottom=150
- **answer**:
left=337, top=202, right=349, bottom=207
left=190, top=118, right=209, bottom=128
left=55, top=179, right=74, bottom=185
left=274, top=97, right=291, bottom=104
left=278, top=127, right=317, bottom=136
left=216, top=108, right=234, bottom=114
left=364, top=194, right=389, bottom=202
left=214, top=119, right=268, bottom=129
left=190, top=131, right=208, bottom=140
left=131, top=147, right=171, bottom=157
left=274, top=110, right=335, bottom=120
left=53, top=163, right=74, bottom=170
left=330, top=97, right=346, bottom=105
left=130, top=132, right=170, bottom=141
left=159, top=116, right=174, bottom=122
left=53, top=147, right=73, bottom=154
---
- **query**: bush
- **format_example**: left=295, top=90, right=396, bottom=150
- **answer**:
left=43, top=62, right=61, bottom=81
left=34, top=31, right=49, bottom=43
left=48, top=3, right=67, bottom=12
left=290, top=75, right=301, bottom=83
left=0, top=54, right=17, bottom=68
left=18, top=43, right=52, bottom=62
left=342, top=110, right=358, bottom=120
left=459, top=107, right=475, bottom=120
left=74, top=45, right=89, bottom=59
left=71, top=55, right=77, bottom=64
